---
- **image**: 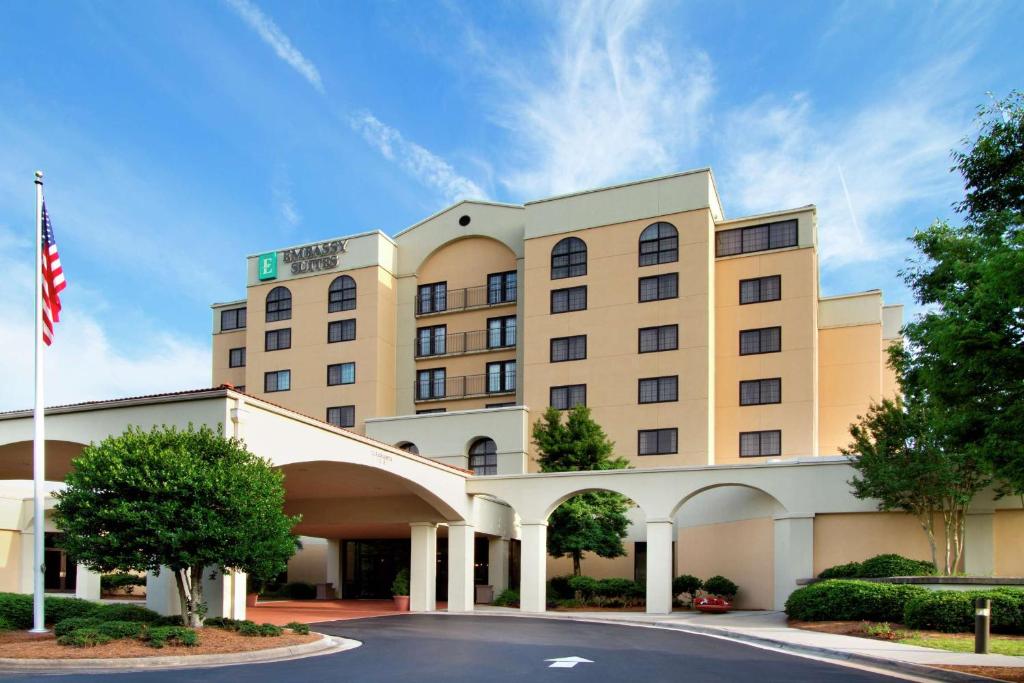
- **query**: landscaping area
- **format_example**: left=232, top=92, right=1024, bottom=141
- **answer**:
left=0, top=593, right=316, bottom=659
left=492, top=573, right=740, bottom=611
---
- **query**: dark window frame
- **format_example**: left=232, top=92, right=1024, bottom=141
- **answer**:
left=487, top=315, right=517, bottom=349
left=265, top=328, right=292, bottom=351
left=638, top=376, right=679, bottom=404
left=327, top=362, right=356, bottom=386
left=468, top=437, right=498, bottom=475
left=638, top=272, right=679, bottom=302
left=486, top=360, right=516, bottom=394
left=551, top=285, right=587, bottom=314
left=739, top=326, right=782, bottom=356
left=550, top=384, right=587, bottom=410
left=739, top=378, right=782, bottom=406
left=328, top=275, right=357, bottom=313
left=264, top=369, right=290, bottom=393
left=739, top=275, right=782, bottom=305
left=416, top=368, right=446, bottom=400
left=228, top=347, right=246, bottom=368
left=265, top=286, right=292, bottom=323
left=416, top=324, right=447, bottom=356
left=328, top=318, right=357, bottom=343
left=417, top=281, right=448, bottom=315
left=550, top=236, right=587, bottom=280
left=326, top=405, right=355, bottom=428
left=638, top=428, right=678, bottom=456
left=739, top=430, right=782, bottom=457
left=220, top=307, right=247, bottom=331
left=550, top=335, right=587, bottom=363
left=487, top=271, right=517, bottom=305
left=638, top=325, right=679, bottom=353
left=638, top=222, right=679, bottom=266
left=715, top=219, right=798, bottom=257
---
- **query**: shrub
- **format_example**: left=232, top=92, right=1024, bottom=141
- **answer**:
left=673, top=575, right=703, bottom=596
left=286, top=621, right=310, bottom=635
left=143, top=625, right=198, bottom=648
left=54, top=617, right=101, bottom=637
left=153, top=614, right=184, bottom=627
left=704, top=576, right=739, bottom=599
left=785, top=580, right=927, bottom=622
left=904, top=589, right=1024, bottom=634
left=45, top=597, right=101, bottom=624
left=57, top=627, right=113, bottom=648
left=0, top=617, right=11, bottom=632
left=567, top=575, right=600, bottom=600
left=859, top=554, right=936, bottom=578
left=94, top=603, right=161, bottom=623
left=548, top=575, right=574, bottom=601
left=238, top=621, right=282, bottom=637
left=818, top=562, right=863, bottom=580
left=389, top=570, right=409, bottom=597
left=595, top=578, right=635, bottom=599
left=493, top=589, right=519, bottom=607
left=100, top=572, right=146, bottom=594
left=97, top=620, right=145, bottom=639
left=0, top=593, right=33, bottom=630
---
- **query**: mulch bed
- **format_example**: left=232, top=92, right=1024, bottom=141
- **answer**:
left=933, top=666, right=1024, bottom=683
left=0, top=628, right=319, bottom=659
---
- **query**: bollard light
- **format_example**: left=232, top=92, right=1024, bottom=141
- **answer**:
left=975, top=597, right=991, bottom=654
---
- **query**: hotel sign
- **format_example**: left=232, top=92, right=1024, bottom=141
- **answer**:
left=257, top=239, right=350, bottom=281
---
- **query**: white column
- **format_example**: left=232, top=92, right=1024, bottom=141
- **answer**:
left=773, top=513, right=815, bottom=611
left=519, top=522, right=547, bottom=613
left=75, top=565, right=102, bottom=600
left=18, top=531, right=35, bottom=594
left=488, top=537, right=510, bottom=595
left=447, top=522, right=475, bottom=612
left=202, top=568, right=246, bottom=620
left=409, top=522, right=437, bottom=612
left=645, top=519, right=674, bottom=615
left=145, top=568, right=181, bottom=616
left=326, top=539, right=342, bottom=599
left=964, top=513, right=995, bottom=575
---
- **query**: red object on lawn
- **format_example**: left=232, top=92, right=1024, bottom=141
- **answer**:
left=694, top=596, right=732, bottom=613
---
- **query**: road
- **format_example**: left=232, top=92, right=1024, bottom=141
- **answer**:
left=4, top=614, right=919, bottom=682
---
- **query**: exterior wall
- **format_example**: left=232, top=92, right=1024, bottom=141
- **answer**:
left=995, top=510, right=1024, bottom=576
left=677, top=517, right=774, bottom=610
left=287, top=537, right=327, bottom=585
left=0, top=529, right=20, bottom=593
left=812, top=512, right=937, bottom=575
left=547, top=549, right=636, bottom=580
left=522, top=208, right=714, bottom=468
left=714, top=240, right=818, bottom=463
left=211, top=326, right=246, bottom=389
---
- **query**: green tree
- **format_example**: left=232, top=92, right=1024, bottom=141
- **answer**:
left=54, top=425, right=299, bottom=627
left=842, top=399, right=990, bottom=574
left=896, top=92, right=1024, bottom=497
left=532, top=405, right=630, bottom=576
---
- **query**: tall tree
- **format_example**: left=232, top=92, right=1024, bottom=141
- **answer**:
left=843, top=399, right=989, bottom=574
left=896, top=92, right=1024, bottom=497
left=55, top=425, right=299, bottom=627
left=532, top=405, right=631, bottom=576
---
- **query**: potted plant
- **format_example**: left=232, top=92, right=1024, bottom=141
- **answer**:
left=695, top=575, right=738, bottom=613
left=391, top=568, right=410, bottom=611
left=246, top=577, right=266, bottom=608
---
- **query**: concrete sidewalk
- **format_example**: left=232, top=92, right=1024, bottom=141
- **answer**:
left=469, top=606, right=1022, bottom=676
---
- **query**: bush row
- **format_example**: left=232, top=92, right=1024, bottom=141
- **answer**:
left=0, top=593, right=163, bottom=630
left=785, top=580, right=1024, bottom=633
left=259, top=581, right=317, bottom=600
left=672, top=574, right=739, bottom=598
left=817, top=554, right=936, bottom=579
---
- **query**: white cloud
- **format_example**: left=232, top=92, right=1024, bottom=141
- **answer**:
left=350, top=111, right=488, bottom=203
left=477, top=0, right=714, bottom=198
left=224, top=0, right=324, bottom=93
left=271, top=168, right=301, bottom=230
left=719, top=60, right=969, bottom=267
left=0, top=227, right=210, bottom=412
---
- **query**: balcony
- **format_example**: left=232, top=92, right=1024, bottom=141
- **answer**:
left=415, top=284, right=517, bottom=316
left=414, top=329, right=516, bottom=359
left=414, top=372, right=516, bottom=402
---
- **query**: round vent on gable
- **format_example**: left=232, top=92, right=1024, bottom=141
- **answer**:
left=458, top=215, right=471, bottom=227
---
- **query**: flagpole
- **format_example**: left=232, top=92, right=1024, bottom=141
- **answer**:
left=31, top=170, right=46, bottom=633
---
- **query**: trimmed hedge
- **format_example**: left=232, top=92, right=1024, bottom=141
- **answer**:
left=672, top=575, right=703, bottom=596
left=785, top=580, right=928, bottom=622
left=703, top=576, right=739, bottom=599
left=143, top=625, right=198, bottom=648
left=818, top=562, right=862, bottom=580
left=100, top=572, right=146, bottom=593
left=817, top=554, right=935, bottom=580
left=57, top=627, right=112, bottom=648
left=904, top=589, right=1024, bottom=634
left=493, top=589, right=520, bottom=607
left=286, top=621, right=310, bottom=635
left=0, top=593, right=116, bottom=630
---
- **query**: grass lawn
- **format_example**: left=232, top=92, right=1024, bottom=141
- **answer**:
left=899, top=634, right=1024, bottom=657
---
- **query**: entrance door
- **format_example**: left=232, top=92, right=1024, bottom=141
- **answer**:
left=43, top=533, right=77, bottom=592
left=342, top=540, right=409, bottom=599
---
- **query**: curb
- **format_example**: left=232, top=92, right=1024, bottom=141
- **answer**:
left=0, top=632, right=361, bottom=673
left=435, top=611, right=1004, bottom=683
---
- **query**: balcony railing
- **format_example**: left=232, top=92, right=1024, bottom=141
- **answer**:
left=414, top=372, right=516, bottom=402
left=415, top=329, right=516, bottom=358
left=416, top=285, right=517, bottom=316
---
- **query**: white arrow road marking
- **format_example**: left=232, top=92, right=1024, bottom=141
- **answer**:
left=545, top=656, right=594, bottom=669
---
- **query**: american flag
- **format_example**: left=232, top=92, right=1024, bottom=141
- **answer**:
left=40, top=201, right=66, bottom=345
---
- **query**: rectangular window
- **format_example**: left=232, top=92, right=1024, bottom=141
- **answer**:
left=638, top=428, right=678, bottom=456
left=416, top=407, right=446, bottom=414
left=326, top=405, right=355, bottom=428
left=487, top=316, right=517, bottom=348
left=265, top=328, right=291, bottom=351
left=327, top=362, right=356, bottom=386
left=739, top=378, right=782, bottom=406
left=550, top=384, right=586, bottom=410
left=264, top=370, right=290, bottom=393
left=416, top=368, right=446, bottom=400
left=715, top=219, right=798, bottom=257
left=739, top=275, right=782, bottom=304
left=740, top=430, right=782, bottom=457
left=739, top=327, right=782, bottom=355
left=638, top=325, right=678, bottom=353
left=638, top=376, right=678, bottom=404
left=485, top=402, right=515, bottom=408
left=488, top=271, right=517, bottom=304
left=550, top=335, right=586, bottom=362
left=551, top=286, right=587, bottom=314
left=417, top=282, right=447, bottom=314
left=487, top=360, right=516, bottom=393
left=328, top=319, right=357, bottom=343
left=638, top=273, right=678, bottom=302
left=220, top=307, right=247, bottom=331
left=417, top=325, right=447, bottom=357
left=228, top=347, right=246, bottom=368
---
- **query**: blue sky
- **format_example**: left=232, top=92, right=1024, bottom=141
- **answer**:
left=0, top=0, right=1020, bottom=410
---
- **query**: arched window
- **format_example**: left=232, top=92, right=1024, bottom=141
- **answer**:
left=396, top=442, right=419, bottom=455
left=551, top=237, right=587, bottom=279
left=468, top=438, right=497, bottom=475
left=266, top=286, right=292, bottom=322
left=639, top=222, right=678, bottom=266
left=329, top=275, right=356, bottom=313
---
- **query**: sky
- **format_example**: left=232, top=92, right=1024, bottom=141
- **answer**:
left=0, top=0, right=1021, bottom=411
